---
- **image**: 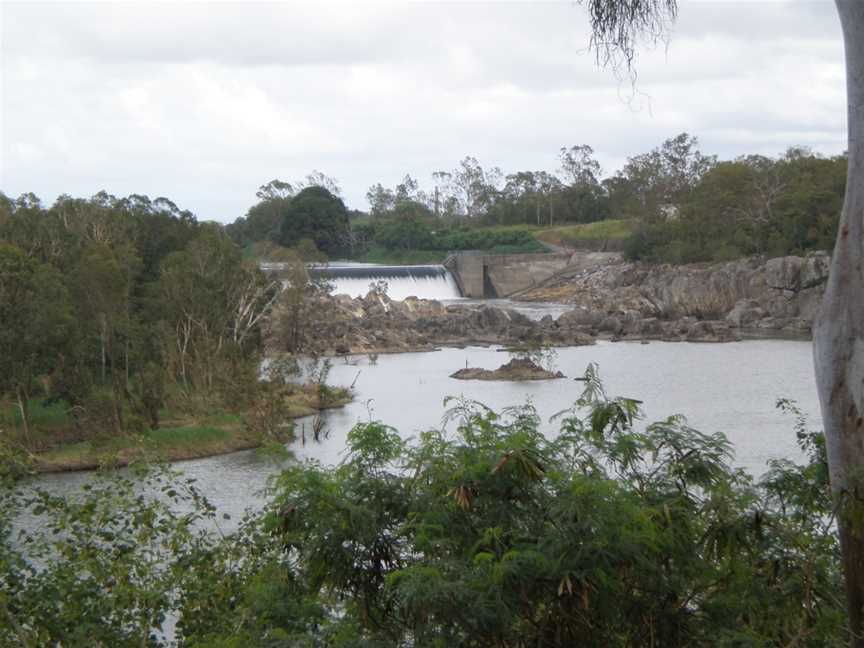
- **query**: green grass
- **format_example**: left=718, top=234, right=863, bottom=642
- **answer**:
left=36, top=423, right=244, bottom=470
left=476, top=224, right=544, bottom=234
left=534, top=219, right=635, bottom=245
left=25, top=386, right=352, bottom=472
left=198, top=412, right=243, bottom=426
left=146, top=425, right=233, bottom=448
left=0, top=398, right=69, bottom=430
left=356, top=246, right=448, bottom=265
left=484, top=241, right=546, bottom=255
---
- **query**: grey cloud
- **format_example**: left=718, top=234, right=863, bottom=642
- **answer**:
left=0, top=0, right=849, bottom=221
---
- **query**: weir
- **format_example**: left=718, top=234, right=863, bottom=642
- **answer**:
left=444, top=252, right=572, bottom=298
left=309, top=264, right=462, bottom=301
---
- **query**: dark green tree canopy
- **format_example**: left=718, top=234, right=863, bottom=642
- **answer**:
left=278, top=186, right=349, bottom=255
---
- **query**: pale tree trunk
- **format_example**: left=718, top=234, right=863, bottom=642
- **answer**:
left=15, top=386, right=31, bottom=449
left=814, top=3, right=864, bottom=644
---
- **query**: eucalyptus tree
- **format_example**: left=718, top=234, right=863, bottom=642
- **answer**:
left=578, top=0, right=864, bottom=640
left=559, top=143, right=602, bottom=187
left=813, top=4, right=864, bottom=642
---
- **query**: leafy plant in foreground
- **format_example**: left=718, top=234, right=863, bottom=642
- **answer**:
left=0, top=366, right=846, bottom=646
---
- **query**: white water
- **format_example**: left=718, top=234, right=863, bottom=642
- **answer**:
left=329, top=271, right=462, bottom=301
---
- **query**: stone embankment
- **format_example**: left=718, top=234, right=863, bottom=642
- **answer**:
left=515, top=252, right=830, bottom=341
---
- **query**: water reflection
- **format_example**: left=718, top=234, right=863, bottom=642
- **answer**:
left=30, top=340, right=818, bottom=527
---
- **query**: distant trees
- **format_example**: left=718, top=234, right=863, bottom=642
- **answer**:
left=626, top=148, right=846, bottom=262
left=226, top=138, right=846, bottom=265
left=0, top=190, right=276, bottom=447
left=228, top=172, right=343, bottom=248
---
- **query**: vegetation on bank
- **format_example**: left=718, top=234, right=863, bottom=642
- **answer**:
left=0, top=369, right=847, bottom=645
left=2, top=383, right=352, bottom=473
left=226, top=135, right=846, bottom=268
left=0, top=192, right=353, bottom=472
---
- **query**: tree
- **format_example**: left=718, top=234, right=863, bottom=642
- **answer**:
left=157, top=226, right=278, bottom=398
left=375, top=217, right=434, bottom=251
left=298, top=170, right=342, bottom=197
left=581, top=0, right=864, bottom=640
left=813, top=3, right=864, bottom=642
left=436, top=156, right=503, bottom=219
left=0, top=245, right=73, bottom=446
left=559, top=144, right=602, bottom=187
left=278, top=186, right=350, bottom=255
left=71, top=243, right=140, bottom=435
left=366, top=183, right=396, bottom=217
left=609, top=133, right=714, bottom=223
left=255, top=179, right=295, bottom=202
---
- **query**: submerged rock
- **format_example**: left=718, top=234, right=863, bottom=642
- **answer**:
left=450, top=358, right=565, bottom=381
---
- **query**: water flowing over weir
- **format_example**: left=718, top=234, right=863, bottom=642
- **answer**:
left=309, top=263, right=463, bottom=300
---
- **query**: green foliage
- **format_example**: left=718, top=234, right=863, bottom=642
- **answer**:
left=228, top=138, right=844, bottom=264
left=357, top=245, right=447, bottom=265
left=279, top=186, right=350, bottom=255
left=625, top=151, right=846, bottom=263
left=0, top=191, right=276, bottom=460
left=1, top=372, right=846, bottom=645
left=0, top=244, right=75, bottom=445
left=1, top=464, right=218, bottom=647
left=367, top=221, right=545, bottom=255
left=374, top=217, right=435, bottom=250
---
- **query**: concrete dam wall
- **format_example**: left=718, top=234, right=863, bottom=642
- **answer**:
left=444, top=252, right=572, bottom=298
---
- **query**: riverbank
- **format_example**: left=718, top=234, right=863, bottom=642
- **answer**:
left=5, top=386, right=352, bottom=474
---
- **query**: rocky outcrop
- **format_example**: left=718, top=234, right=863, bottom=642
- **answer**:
left=267, top=291, right=595, bottom=356
left=517, top=253, right=829, bottom=339
left=267, top=252, right=829, bottom=356
left=451, top=358, right=564, bottom=381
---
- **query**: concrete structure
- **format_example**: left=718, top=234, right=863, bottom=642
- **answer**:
left=445, top=252, right=572, bottom=298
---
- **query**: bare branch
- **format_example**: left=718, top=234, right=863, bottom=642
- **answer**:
left=580, top=0, right=678, bottom=75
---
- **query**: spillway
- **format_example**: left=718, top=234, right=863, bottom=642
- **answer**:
left=309, top=264, right=462, bottom=301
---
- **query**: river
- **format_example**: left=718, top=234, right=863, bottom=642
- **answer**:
left=31, top=338, right=820, bottom=526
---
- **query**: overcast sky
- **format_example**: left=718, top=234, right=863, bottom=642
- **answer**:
left=0, top=0, right=847, bottom=223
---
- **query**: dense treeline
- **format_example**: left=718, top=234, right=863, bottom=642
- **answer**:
left=626, top=148, right=846, bottom=262
left=227, top=134, right=847, bottom=264
left=0, top=372, right=846, bottom=645
left=0, top=191, right=277, bottom=449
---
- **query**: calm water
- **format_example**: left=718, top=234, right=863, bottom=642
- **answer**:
left=31, top=340, right=820, bottom=525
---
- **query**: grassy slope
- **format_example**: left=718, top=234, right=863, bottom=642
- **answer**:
left=533, top=219, right=635, bottom=247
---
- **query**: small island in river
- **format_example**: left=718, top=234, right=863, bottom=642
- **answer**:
left=450, top=357, right=565, bottom=381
